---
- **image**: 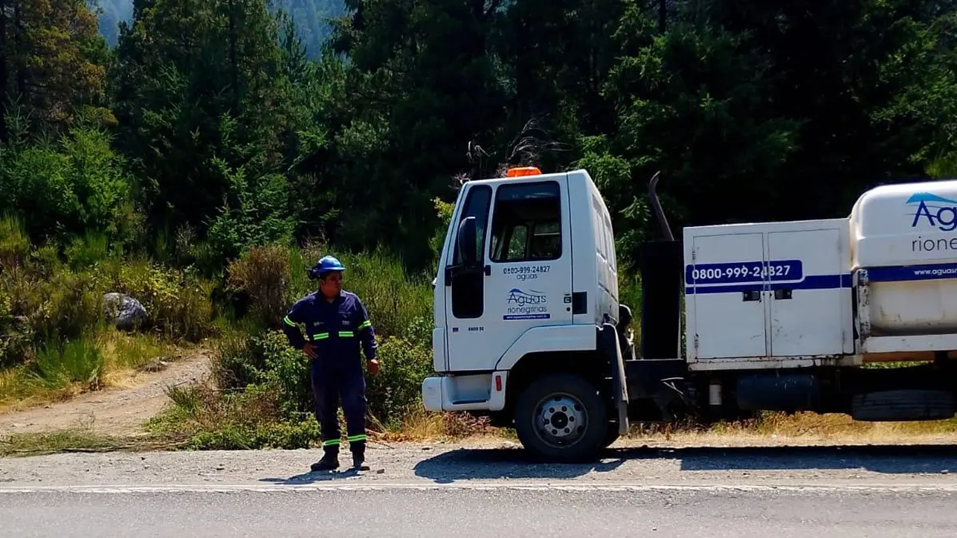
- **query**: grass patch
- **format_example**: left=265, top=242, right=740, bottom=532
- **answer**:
left=0, top=429, right=181, bottom=457
left=33, top=336, right=105, bottom=392
left=376, top=404, right=502, bottom=442
left=147, top=381, right=502, bottom=450
left=624, top=411, right=957, bottom=446
left=0, top=330, right=179, bottom=412
left=145, top=381, right=322, bottom=450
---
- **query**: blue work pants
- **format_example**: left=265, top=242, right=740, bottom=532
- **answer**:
left=310, top=358, right=367, bottom=451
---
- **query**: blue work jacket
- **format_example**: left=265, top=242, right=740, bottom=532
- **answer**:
left=282, top=290, right=377, bottom=364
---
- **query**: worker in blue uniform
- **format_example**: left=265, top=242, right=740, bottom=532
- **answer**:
left=282, top=255, right=380, bottom=471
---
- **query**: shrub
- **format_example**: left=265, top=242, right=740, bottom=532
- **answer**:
left=0, top=124, right=133, bottom=244
left=11, top=268, right=106, bottom=344
left=64, top=232, right=113, bottom=270
left=226, top=245, right=291, bottom=328
left=185, top=419, right=320, bottom=450
left=0, top=286, right=13, bottom=367
left=0, top=214, right=30, bottom=270
left=250, top=330, right=313, bottom=418
left=205, top=163, right=296, bottom=267
left=429, top=197, right=455, bottom=263
left=211, top=328, right=264, bottom=391
left=111, top=260, right=214, bottom=342
left=149, top=379, right=321, bottom=450
left=191, top=330, right=435, bottom=446
left=366, top=337, right=434, bottom=429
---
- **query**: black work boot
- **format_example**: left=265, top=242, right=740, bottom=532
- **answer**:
left=311, top=445, right=339, bottom=472
left=351, top=443, right=368, bottom=470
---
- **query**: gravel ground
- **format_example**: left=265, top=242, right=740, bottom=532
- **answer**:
left=2, top=439, right=957, bottom=489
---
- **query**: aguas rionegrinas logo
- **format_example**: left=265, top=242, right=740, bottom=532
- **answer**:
left=908, top=192, right=957, bottom=232
left=505, top=288, right=549, bottom=320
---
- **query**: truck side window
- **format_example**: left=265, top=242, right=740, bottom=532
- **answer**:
left=453, top=185, right=492, bottom=266
left=489, top=181, right=562, bottom=262
left=451, top=185, right=492, bottom=319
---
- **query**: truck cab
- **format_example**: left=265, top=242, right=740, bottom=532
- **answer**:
left=422, top=167, right=632, bottom=459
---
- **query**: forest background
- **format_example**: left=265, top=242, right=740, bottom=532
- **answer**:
left=3, top=0, right=957, bottom=449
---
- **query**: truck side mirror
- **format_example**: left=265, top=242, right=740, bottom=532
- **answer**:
left=456, top=216, right=478, bottom=266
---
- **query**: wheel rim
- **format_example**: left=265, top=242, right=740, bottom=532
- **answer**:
left=532, top=392, right=588, bottom=448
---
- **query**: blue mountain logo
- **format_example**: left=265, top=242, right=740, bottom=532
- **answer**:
left=906, top=192, right=957, bottom=205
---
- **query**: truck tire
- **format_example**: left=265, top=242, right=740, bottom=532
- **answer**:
left=851, top=390, right=955, bottom=422
left=602, top=425, right=620, bottom=449
left=513, top=373, right=608, bottom=462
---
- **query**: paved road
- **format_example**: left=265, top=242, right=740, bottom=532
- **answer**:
left=3, top=440, right=957, bottom=537
left=3, top=485, right=957, bottom=538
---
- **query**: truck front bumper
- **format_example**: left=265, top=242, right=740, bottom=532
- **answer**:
left=421, top=373, right=508, bottom=412
left=422, top=376, right=447, bottom=412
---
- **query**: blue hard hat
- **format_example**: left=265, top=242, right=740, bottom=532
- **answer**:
left=308, top=255, right=346, bottom=280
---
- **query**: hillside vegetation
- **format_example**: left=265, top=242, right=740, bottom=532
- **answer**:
left=4, top=0, right=957, bottom=449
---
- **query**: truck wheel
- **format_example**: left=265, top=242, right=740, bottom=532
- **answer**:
left=513, top=373, right=608, bottom=462
left=601, top=424, right=620, bottom=449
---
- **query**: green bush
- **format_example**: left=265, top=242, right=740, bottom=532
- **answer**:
left=185, top=419, right=320, bottom=450
left=12, top=269, right=106, bottom=344
left=249, top=330, right=313, bottom=418
left=211, top=327, right=264, bottom=391
left=110, top=259, right=215, bottom=342
left=367, top=337, right=434, bottom=429
left=0, top=214, right=30, bottom=270
left=240, top=331, right=436, bottom=428
left=65, top=232, right=114, bottom=270
left=149, top=380, right=322, bottom=450
left=226, top=244, right=292, bottom=328
left=0, top=124, right=134, bottom=244
left=0, top=286, right=13, bottom=367
left=185, top=315, right=436, bottom=447
left=205, top=163, right=296, bottom=268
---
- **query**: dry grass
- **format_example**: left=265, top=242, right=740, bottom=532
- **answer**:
left=0, top=329, right=180, bottom=413
left=375, top=404, right=504, bottom=443
left=383, top=410, right=957, bottom=448
left=622, top=412, right=957, bottom=447
left=0, top=428, right=181, bottom=457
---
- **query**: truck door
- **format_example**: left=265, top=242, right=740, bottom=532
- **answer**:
left=444, top=177, right=574, bottom=372
left=444, top=183, right=494, bottom=372
left=690, top=232, right=769, bottom=359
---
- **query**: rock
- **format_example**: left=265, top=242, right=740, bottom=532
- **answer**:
left=137, top=360, right=170, bottom=373
left=102, top=293, right=148, bottom=331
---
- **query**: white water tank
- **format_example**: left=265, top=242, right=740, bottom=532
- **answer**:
left=849, top=178, right=957, bottom=335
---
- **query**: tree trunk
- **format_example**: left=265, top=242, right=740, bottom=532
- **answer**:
left=227, top=0, right=239, bottom=113
left=13, top=0, right=25, bottom=105
left=0, top=0, right=8, bottom=141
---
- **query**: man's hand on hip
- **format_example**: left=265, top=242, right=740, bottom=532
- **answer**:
left=302, top=343, right=318, bottom=359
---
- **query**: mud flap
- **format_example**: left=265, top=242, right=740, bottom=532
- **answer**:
left=598, top=323, right=630, bottom=435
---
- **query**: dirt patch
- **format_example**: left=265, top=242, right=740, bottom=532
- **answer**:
left=0, top=350, right=211, bottom=437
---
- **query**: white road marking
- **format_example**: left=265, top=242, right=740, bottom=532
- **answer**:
left=1, top=482, right=956, bottom=494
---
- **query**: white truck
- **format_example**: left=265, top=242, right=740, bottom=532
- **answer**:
left=421, top=166, right=957, bottom=461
